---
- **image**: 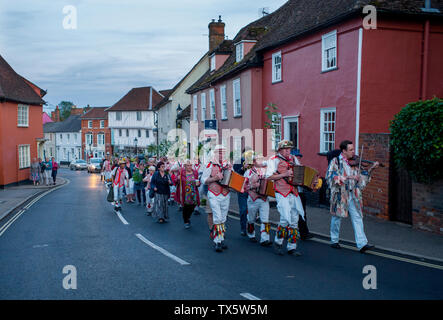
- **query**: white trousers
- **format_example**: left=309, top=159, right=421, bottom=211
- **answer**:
left=247, top=197, right=270, bottom=242
left=275, top=192, right=305, bottom=250
left=44, top=170, right=51, bottom=185
left=113, top=185, right=124, bottom=207
left=208, top=192, right=230, bottom=243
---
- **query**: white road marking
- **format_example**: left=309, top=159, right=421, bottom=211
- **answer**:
left=115, top=210, right=129, bottom=225
left=227, top=213, right=443, bottom=271
left=0, top=210, right=25, bottom=236
left=240, top=292, right=261, bottom=300
left=135, top=233, right=190, bottom=266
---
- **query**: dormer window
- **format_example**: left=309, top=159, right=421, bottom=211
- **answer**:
left=210, top=55, right=216, bottom=71
left=235, top=43, right=244, bottom=62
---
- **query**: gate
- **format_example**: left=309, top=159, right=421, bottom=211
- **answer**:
left=389, top=165, right=412, bottom=224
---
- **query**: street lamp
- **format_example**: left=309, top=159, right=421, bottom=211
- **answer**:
left=134, top=137, right=138, bottom=156
left=176, top=104, right=183, bottom=130
left=153, top=111, right=159, bottom=158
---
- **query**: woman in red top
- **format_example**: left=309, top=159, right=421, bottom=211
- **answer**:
left=175, top=160, right=200, bottom=229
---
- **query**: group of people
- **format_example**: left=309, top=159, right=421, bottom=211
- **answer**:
left=103, top=138, right=380, bottom=254
left=30, top=157, right=59, bottom=186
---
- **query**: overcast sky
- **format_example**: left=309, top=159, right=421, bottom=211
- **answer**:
left=0, top=0, right=287, bottom=113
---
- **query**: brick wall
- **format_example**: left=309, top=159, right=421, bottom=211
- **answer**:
left=359, top=133, right=391, bottom=220
left=412, top=180, right=443, bottom=235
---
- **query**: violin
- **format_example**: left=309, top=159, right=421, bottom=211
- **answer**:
left=348, top=155, right=384, bottom=168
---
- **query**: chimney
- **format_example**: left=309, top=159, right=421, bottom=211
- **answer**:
left=208, top=15, right=225, bottom=52
left=51, top=105, right=60, bottom=122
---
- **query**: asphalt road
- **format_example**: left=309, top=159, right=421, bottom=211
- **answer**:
left=0, top=168, right=442, bottom=300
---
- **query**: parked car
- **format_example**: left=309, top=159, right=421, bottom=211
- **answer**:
left=69, top=159, right=87, bottom=171
left=87, top=158, right=102, bottom=173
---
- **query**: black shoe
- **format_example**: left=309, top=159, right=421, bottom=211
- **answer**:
left=249, top=237, right=257, bottom=243
left=287, top=249, right=302, bottom=256
left=214, top=242, right=223, bottom=252
left=301, top=233, right=314, bottom=240
left=274, top=243, right=284, bottom=256
left=193, top=210, right=200, bottom=215
left=260, top=240, right=272, bottom=247
left=221, top=241, right=228, bottom=249
left=240, top=231, right=247, bottom=236
left=360, top=244, right=374, bottom=253
left=330, top=243, right=341, bottom=249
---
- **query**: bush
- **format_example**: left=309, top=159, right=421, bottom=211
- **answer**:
left=389, top=97, right=443, bottom=184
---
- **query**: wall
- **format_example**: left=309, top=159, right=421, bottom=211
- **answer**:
left=412, top=180, right=443, bottom=235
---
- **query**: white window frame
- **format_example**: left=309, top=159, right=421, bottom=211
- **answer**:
left=136, top=111, right=142, bottom=121
left=100, top=120, right=104, bottom=128
left=271, top=113, right=282, bottom=151
left=210, top=55, right=216, bottom=71
left=283, top=116, right=299, bottom=150
left=193, top=95, right=198, bottom=121
left=116, top=111, right=122, bottom=121
left=201, top=93, right=206, bottom=122
left=18, top=144, right=30, bottom=169
left=233, top=136, right=242, bottom=164
left=86, top=133, right=93, bottom=146
left=320, top=108, right=336, bottom=153
left=322, top=30, right=337, bottom=72
left=220, top=85, right=227, bottom=120
left=209, top=89, right=216, bottom=120
left=118, top=129, right=122, bottom=137
left=146, top=129, right=149, bottom=138
left=272, top=51, right=282, bottom=83
left=88, top=120, right=92, bottom=129
left=97, top=133, right=105, bottom=145
left=17, top=104, right=29, bottom=127
left=232, top=79, right=241, bottom=117
left=235, top=43, right=244, bottom=62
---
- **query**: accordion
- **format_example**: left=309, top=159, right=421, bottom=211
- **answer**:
left=256, top=178, right=276, bottom=198
left=289, top=165, right=319, bottom=189
left=219, top=169, right=246, bottom=193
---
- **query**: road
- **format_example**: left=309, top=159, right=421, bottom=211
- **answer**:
left=0, top=168, right=442, bottom=300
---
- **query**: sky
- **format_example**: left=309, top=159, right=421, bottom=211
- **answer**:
left=0, top=0, right=288, bottom=114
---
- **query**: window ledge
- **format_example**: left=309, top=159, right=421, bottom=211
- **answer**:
left=17, top=125, right=29, bottom=128
left=221, top=118, right=228, bottom=121
left=19, top=166, right=30, bottom=170
left=321, top=66, right=338, bottom=74
left=233, top=115, right=242, bottom=119
left=272, top=79, right=283, bottom=85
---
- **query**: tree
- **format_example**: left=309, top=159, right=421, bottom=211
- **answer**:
left=59, top=101, right=74, bottom=121
left=264, top=103, right=281, bottom=149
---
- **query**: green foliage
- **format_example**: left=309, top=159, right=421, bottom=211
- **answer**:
left=264, top=103, right=281, bottom=146
left=389, top=97, right=443, bottom=184
left=59, top=101, right=74, bottom=121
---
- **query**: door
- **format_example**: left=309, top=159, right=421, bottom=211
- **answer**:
left=390, top=166, right=412, bottom=224
left=283, top=116, right=299, bottom=150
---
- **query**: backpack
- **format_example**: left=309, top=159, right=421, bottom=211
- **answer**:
left=326, top=149, right=341, bottom=165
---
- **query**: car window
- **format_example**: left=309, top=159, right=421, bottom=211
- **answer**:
left=77, top=160, right=86, bottom=163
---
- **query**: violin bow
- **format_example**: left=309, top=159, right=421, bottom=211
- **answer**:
left=358, top=145, right=364, bottom=176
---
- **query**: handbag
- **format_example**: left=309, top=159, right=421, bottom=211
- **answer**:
left=107, top=185, right=114, bottom=202
left=149, top=187, right=155, bottom=199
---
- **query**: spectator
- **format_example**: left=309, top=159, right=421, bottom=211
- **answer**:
left=133, top=162, right=147, bottom=207
left=43, top=157, right=52, bottom=185
left=30, top=158, right=40, bottom=186
left=51, top=157, right=59, bottom=185
left=151, top=161, right=172, bottom=223
left=175, top=160, right=200, bottom=229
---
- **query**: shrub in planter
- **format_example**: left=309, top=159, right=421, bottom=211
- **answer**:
left=390, top=97, right=443, bottom=184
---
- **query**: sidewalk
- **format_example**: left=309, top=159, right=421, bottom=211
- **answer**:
left=227, top=193, right=443, bottom=262
left=0, top=177, right=67, bottom=221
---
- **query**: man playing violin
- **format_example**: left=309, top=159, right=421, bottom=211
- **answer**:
left=326, top=140, right=379, bottom=253
left=265, top=140, right=305, bottom=255
left=201, top=144, right=233, bottom=252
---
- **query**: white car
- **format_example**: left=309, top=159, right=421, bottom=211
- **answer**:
left=69, top=159, right=87, bottom=170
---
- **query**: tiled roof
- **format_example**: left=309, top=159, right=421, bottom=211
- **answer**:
left=81, top=107, right=109, bottom=119
left=43, top=114, right=81, bottom=133
left=0, top=54, right=46, bottom=105
left=106, top=86, right=163, bottom=112
left=187, top=0, right=443, bottom=94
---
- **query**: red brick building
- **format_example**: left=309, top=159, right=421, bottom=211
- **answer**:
left=0, top=54, right=46, bottom=187
left=80, top=107, right=112, bottom=160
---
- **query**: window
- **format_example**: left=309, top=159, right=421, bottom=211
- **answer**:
left=63, top=148, right=66, bottom=159
left=74, top=133, right=77, bottom=141
left=233, top=136, right=242, bottom=163
left=17, top=104, right=29, bottom=127
left=233, top=79, right=241, bottom=117
left=50, top=147, right=53, bottom=157
left=210, top=55, right=216, bottom=71
left=138, top=129, right=141, bottom=138
left=86, top=134, right=93, bottom=145
left=118, top=129, right=122, bottom=137
left=209, top=89, right=216, bottom=120
left=201, top=93, right=206, bottom=122
left=100, top=120, right=104, bottom=128
left=126, top=129, right=129, bottom=137
left=97, top=134, right=105, bottom=145
left=235, top=43, right=244, bottom=62
left=322, top=30, right=337, bottom=71
left=116, top=111, right=122, bottom=121
left=271, top=113, right=282, bottom=151
left=193, top=95, right=198, bottom=121
left=18, top=145, right=30, bottom=168
left=60, top=134, right=62, bottom=140
left=67, top=133, right=70, bottom=141
left=136, top=111, right=142, bottom=121
left=71, top=148, right=74, bottom=155
left=320, top=108, right=336, bottom=152
left=88, top=120, right=92, bottom=129
left=220, top=85, right=227, bottom=120
left=272, top=51, right=282, bottom=83
left=146, top=129, right=149, bottom=138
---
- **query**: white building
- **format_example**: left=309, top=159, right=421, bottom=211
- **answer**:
left=106, top=87, right=164, bottom=155
left=43, top=115, right=82, bottom=163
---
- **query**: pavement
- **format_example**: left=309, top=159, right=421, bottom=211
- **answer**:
left=227, top=193, right=443, bottom=262
left=0, top=176, right=67, bottom=221
left=1, top=168, right=442, bottom=300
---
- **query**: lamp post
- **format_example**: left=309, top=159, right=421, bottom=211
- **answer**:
left=134, top=137, right=138, bottom=156
left=153, top=111, right=159, bottom=158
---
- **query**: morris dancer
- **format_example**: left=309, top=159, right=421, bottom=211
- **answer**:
left=265, top=140, right=305, bottom=255
left=102, top=155, right=112, bottom=183
left=243, top=153, right=272, bottom=246
left=326, top=140, right=379, bottom=253
left=111, top=159, right=129, bottom=212
left=201, top=145, right=232, bottom=252
left=144, top=165, right=156, bottom=215
left=193, top=159, right=202, bottom=215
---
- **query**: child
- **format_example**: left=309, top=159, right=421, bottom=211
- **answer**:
left=144, top=166, right=156, bottom=215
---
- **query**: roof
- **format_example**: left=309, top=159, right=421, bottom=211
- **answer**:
left=106, top=86, right=163, bottom=112
left=159, top=89, right=173, bottom=97
left=42, top=112, right=53, bottom=124
left=0, top=55, right=46, bottom=105
left=81, top=107, right=109, bottom=119
left=187, top=0, right=443, bottom=94
left=43, top=114, right=81, bottom=133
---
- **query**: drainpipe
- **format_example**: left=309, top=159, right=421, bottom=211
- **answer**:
left=420, top=20, right=430, bottom=100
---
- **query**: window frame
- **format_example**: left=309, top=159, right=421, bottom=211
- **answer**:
left=319, top=108, right=336, bottom=153
left=209, top=89, right=216, bottom=120
left=193, top=95, right=198, bottom=121
left=220, top=85, right=227, bottom=120
left=232, top=78, right=241, bottom=117
left=18, top=144, right=30, bottom=169
left=235, top=43, right=244, bottom=63
left=86, top=133, right=93, bottom=146
left=100, top=120, right=104, bottom=129
left=17, top=104, right=29, bottom=127
left=322, top=30, right=337, bottom=72
left=272, top=51, right=282, bottom=83
left=97, top=133, right=105, bottom=145
left=116, top=111, right=122, bottom=121
left=210, top=55, right=216, bottom=71
left=201, top=93, right=206, bottom=122
left=88, top=120, right=92, bottom=129
left=136, top=111, right=142, bottom=121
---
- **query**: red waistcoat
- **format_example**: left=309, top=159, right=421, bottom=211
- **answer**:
left=273, top=156, right=298, bottom=198
left=207, top=163, right=230, bottom=196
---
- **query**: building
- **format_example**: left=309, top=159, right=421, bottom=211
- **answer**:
left=43, top=115, right=82, bottom=163
left=80, top=107, right=112, bottom=160
left=0, top=54, right=46, bottom=188
left=106, top=86, right=164, bottom=155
